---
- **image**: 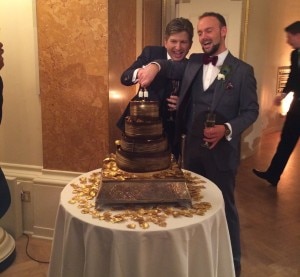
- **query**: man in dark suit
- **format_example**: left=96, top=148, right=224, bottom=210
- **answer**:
left=253, top=21, right=300, bottom=187
left=0, top=42, right=4, bottom=125
left=118, top=17, right=193, bottom=157
left=138, top=12, right=259, bottom=277
left=0, top=41, right=11, bottom=219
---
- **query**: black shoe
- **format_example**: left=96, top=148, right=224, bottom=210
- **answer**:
left=235, top=267, right=241, bottom=277
left=234, top=262, right=241, bottom=277
left=252, top=169, right=278, bottom=186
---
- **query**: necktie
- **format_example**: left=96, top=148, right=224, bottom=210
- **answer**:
left=203, top=54, right=218, bottom=66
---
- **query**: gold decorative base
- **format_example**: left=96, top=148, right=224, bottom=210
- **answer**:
left=96, top=178, right=191, bottom=209
left=95, top=156, right=192, bottom=209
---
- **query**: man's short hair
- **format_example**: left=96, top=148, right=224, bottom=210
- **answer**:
left=199, top=12, right=227, bottom=28
left=285, top=21, right=300, bottom=34
left=165, top=17, right=194, bottom=43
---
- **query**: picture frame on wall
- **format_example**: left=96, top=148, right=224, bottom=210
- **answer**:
left=276, top=66, right=290, bottom=94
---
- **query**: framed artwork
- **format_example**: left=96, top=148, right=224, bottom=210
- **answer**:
left=276, top=66, right=290, bottom=94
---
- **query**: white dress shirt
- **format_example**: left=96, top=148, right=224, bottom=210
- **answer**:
left=202, top=49, right=229, bottom=91
left=202, top=49, right=232, bottom=140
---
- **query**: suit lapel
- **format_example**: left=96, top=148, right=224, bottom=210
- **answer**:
left=178, top=59, right=202, bottom=107
left=211, top=52, right=238, bottom=111
left=178, top=52, right=239, bottom=111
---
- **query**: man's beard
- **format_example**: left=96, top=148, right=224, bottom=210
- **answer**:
left=203, top=43, right=220, bottom=56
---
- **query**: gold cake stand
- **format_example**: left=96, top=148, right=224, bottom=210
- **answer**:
left=95, top=156, right=192, bottom=209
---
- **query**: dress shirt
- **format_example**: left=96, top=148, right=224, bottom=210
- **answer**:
left=202, top=50, right=232, bottom=140
left=203, top=49, right=229, bottom=90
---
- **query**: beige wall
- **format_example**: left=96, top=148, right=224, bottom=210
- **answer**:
left=0, top=0, right=43, bottom=167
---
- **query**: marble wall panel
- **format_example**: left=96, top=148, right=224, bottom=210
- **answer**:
left=37, top=0, right=109, bottom=172
left=108, top=0, right=137, bottom=152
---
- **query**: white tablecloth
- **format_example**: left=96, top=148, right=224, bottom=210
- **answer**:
left=48, top=170, right=235, bottom=277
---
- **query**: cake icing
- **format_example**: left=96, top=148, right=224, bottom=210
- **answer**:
left=116, top=100, right=171, bottom=172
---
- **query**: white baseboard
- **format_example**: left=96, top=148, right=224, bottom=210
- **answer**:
left=0, top=162, right=82, bottom=239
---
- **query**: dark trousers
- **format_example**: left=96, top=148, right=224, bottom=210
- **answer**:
left=185, top=146, right=241, bottom=270
left=0, top=168, right=11, bottom=218
left=267, top=111, right=300, bottom=181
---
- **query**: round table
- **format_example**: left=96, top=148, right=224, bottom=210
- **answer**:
left=48, top=170, right=235, bottom=277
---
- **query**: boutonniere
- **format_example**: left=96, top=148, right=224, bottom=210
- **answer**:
left=217, top=73, right=225, bottom=81
left=217, top=64, right=233, bottom=89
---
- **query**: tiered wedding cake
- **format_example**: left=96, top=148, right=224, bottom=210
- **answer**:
left=116, top=100, right=171, bottom=172
left=96, top=90, right=191, bottom=208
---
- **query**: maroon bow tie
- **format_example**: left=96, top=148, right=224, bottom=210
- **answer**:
left=203, top=54, right=218, bottom=66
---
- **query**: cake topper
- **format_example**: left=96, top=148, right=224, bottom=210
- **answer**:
left=138, top=87, right=149, bottom=100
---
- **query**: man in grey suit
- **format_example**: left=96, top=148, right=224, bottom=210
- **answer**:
left=138, top=12, right=259, bottom=277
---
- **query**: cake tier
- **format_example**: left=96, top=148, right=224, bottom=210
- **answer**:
left=125, top=117, right=162, bottom=138
left=130, top=101, right=159, bottom=118
left=120, top=134, right=168, bottom=153
left=116, top=148, right=171, bottom=172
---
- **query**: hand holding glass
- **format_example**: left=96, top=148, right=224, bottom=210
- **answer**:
left=201, top=112, right=216, bottom=148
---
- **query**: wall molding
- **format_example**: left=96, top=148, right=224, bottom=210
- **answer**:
left=1, top=162, right=83, bottom=239
left=1, top=162, right=82, bottom=185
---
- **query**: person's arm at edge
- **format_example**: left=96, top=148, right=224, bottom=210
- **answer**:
left=137, top=59, right=187, bottom=88
left=120, top=46, right=159, bottom=86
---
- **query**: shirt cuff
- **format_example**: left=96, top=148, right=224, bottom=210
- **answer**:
left=132, top=68, right=139, bottom=83
left=150, top=62, right=161, bottom=71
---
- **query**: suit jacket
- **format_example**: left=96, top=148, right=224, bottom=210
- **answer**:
left=0, top=76, right=3, bottom=124
left=118, top=46, right=187, bottom=131
left=284, top=49, right=300, bottom=115
left=0, top=76, right=10, bottom=218
left=157, top=52, right=259, bottom=170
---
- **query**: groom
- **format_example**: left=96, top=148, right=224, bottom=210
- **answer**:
left=137, top=12, right=259, bottom=277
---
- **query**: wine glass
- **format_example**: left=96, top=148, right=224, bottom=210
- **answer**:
left=201, top=112, right=216, bottom=148
left=167, top=80, right=179, bottom=121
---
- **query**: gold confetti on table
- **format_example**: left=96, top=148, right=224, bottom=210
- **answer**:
left=68, top=171, right=212, bottom=229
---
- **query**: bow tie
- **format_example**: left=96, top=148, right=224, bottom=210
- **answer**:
left=203, top=54, right=218, bottom=66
